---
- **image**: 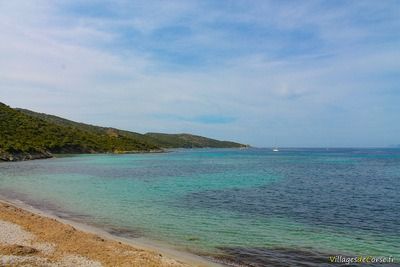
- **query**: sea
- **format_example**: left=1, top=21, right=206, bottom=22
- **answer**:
left=0, top=148, right=399, bottom=266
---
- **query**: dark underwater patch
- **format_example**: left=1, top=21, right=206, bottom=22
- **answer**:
left=178, top=155, right=400, bottom=235
left=213, top=247, right=396, bottom=267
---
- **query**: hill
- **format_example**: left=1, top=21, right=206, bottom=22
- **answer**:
left=1, top=103, right=246, bottom=161
left=0, top=103, right=160, bottom=161
left=16, top=108, right=157, bottom=147
left=145, top=133, right=244, bottom=148
left=16, top=108, right=245, bottom=149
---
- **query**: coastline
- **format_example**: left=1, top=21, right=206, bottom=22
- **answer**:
left=0, top=149, right=167, bottom=163
left=0, top=198, right=223, bottom=267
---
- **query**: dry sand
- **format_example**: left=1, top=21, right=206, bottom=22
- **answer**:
left=0, top=201, right=218, bottom=267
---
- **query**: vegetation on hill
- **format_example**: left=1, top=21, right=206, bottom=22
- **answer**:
left=0, top=103, right=159, bottom=160
left=145, top=133, right=245, bottom=148
left=17, top=108, right=245, bottom=149
left=1, top=103, right=246, bottom=161
left=17, top=108, right=158, bottom=147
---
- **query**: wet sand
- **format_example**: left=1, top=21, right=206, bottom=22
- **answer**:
left=0, top=200, right=222, bottom=267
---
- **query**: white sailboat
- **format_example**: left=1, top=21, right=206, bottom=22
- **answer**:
left=272, top=137, right=279, bottom=152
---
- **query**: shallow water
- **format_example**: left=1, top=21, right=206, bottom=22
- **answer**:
left=0, top=148, right=399, bottom=266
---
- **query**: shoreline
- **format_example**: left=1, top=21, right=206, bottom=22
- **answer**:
left=0, top=198, right=223, bottom=267
left=0, top=147, right=248, bottom=163
left=0, top=149, right=167, bottom=163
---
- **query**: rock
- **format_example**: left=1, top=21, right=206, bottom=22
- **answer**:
left=0, top=150, right=53, bottom=162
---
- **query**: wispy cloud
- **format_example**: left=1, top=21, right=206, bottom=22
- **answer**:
left=0, top=0, right=399, bottom=147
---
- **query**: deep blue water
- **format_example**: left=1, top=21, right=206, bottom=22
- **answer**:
left=0, top=148, right=399, bottom=266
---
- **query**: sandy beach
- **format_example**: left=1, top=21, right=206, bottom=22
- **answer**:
left=0, top=200, right=219, bottom=267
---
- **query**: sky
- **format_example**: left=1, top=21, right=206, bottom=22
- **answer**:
left=0, top=0, right=399, bottom=147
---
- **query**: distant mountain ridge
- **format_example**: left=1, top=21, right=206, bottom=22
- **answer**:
left=0, top=103, right=246, bottom=161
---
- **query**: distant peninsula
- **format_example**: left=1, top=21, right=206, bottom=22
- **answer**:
left=0, top=102, right=247, bottom=161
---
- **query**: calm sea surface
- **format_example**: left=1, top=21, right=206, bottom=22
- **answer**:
left=0, top=148, right=399, bottom=266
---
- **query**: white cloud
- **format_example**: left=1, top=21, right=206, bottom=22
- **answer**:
left=0, top=0, right=399, bottom=147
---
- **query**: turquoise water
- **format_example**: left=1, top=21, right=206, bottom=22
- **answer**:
left=0, top=148, right=399, bottom=266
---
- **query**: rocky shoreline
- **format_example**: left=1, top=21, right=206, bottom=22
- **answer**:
left=0, top=149, right=168, bottom=162
left=0, top=150, right=53, bottom=162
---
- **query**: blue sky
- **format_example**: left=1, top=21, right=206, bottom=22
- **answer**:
left=0, top=0, right=399, bottom=147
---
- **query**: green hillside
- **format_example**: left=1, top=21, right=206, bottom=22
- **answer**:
left=145, top=133, right=245, bottom=148
left=16, top=108, right=245, bottom=149
left=17, top=108, right=157, bottom=147
left=1, top=103, right=246, bottom=161
left=0, top=103, right=159, bottom=161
